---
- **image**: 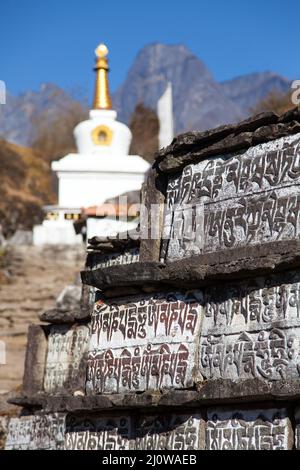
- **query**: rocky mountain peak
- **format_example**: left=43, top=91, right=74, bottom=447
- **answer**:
left=0, top=43, right=292, bottom=145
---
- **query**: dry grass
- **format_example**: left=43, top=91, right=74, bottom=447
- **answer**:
left=0, top=140, right=56, bottom=237
left=251, top=90, right=294, bottom=115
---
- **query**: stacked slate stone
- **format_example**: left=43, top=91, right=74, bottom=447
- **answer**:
left=5, top=108, right=300, bottom=450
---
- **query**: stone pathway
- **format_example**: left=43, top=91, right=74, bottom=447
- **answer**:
left=0, top=245, right=85, bottom=394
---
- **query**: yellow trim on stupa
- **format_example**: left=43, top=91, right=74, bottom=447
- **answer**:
left=91, top=124, right=113, bottom=146
left=93, top=43, right=113, bottom=110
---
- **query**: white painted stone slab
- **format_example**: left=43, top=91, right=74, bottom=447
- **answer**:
left=87, top=248, right=139, bottom=270
left=203, top=271, right=300, bottom=335
left=64, top=413, right=203, bottom=450
left=87, top=342, right=196, bottom=394
left=135, top=414, right=204, bottom=450
left=86, top=291, right=203, bottom=394
left=206, top=408, right=292, bottom=450
left=44, top=324, right=89, bottom=392
left=200, top=270, right=300, bottom=382
left=64, top=415, right=130, bottom=450
left=162, top=133, right=300, bottom=261
left=5, top=414, right=66, bottom=450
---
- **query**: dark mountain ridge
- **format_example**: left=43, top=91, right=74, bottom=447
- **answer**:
left=0, top=43, right=292, bottom=145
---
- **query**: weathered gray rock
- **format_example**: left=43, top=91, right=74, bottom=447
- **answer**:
left=56, top=285, right=82, bottom=311
left=40, top=283, right=96, bottom=324
left=87, top=229, right=140, bottom=252
left=39, top=306, right=90, bottom=324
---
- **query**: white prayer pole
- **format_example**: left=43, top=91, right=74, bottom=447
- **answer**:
left=157, top=82, right=174, bottom=149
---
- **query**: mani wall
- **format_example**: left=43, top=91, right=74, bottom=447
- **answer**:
left=4, top=108, right=300, bottom=450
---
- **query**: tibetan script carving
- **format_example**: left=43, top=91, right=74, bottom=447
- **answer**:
left=64, top=413, right=203, bottom=450
left=135, top=414, right=203, bottom=450
left=5, top=414, right=65, bottom=450
left=86, top=342, right=192, bottom=394
left=87, top=249, right=139, bottom=270
left=200, top=329, right=298, bottom=381
left=162, top=134, right=300, bottom=260
left=200, top=270, right=300, bottom=382
left=86, top=292, right=203, bottom=394
left=44, top=324, right=89, bottom=392
left=206, top=408, right=292, bottom=450
left=204, top=270, right=300, bottom=333
left=64, top=415, right=130, bottom=450
left=91, top=292, right=201, bottom=346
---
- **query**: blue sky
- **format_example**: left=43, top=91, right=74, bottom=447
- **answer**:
left=1, top=0, right=299, bottom=99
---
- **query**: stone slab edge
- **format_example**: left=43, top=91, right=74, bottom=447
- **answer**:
left=9, top=378, right=300, bottom=413
left=81, top=239, right=300, bottom=291
left=155, top=108, right=300, bottom=174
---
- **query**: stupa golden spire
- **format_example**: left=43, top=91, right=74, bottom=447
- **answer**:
left=93, top=43, right=112, bottom=110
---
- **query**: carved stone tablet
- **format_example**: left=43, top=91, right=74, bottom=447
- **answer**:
left=135, top=414, right=204, bottom=450
left=5, top=414, right=66, bottom=450
left=162, top=134, right=300, bottom=261
left=86, top=248, right=140, bottom=270
left=86, top=291, right=203, bottom=394
left=44, top=324, right=89, bottom=392
left=64, top=415, right=131, bottom=450
left=206, top=408, right=292, bottom=450
left=199, top=270, right=300, bottom=382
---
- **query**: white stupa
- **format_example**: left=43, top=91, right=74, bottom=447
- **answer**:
left=33, top=43, right=150, bottom=245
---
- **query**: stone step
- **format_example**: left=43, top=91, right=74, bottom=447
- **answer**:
left=0, top=303, right=41, bottom=312
left=0, top=245, right=85, bottom=393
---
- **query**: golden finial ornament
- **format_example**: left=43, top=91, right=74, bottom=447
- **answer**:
left=93, top=43, right=112, bottom=110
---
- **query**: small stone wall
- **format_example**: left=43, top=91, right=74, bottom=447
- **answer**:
left=5, top=108, right=300, bottom=451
